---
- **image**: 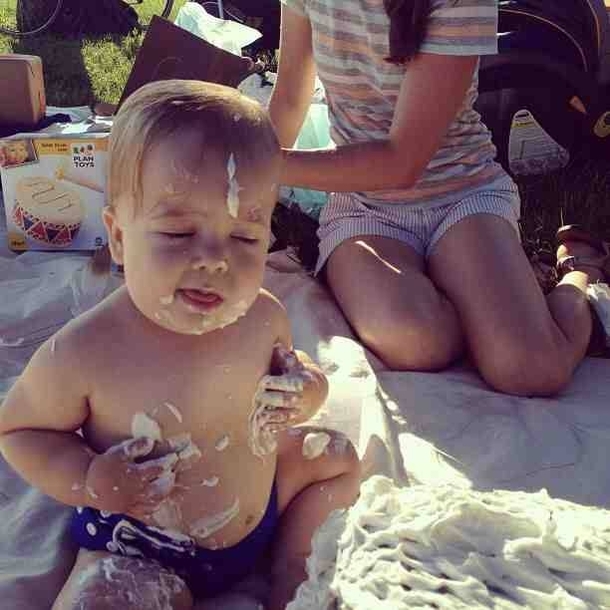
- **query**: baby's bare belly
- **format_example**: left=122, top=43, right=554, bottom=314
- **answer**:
left=147, top=436, right=276, bottom=549
left=84, top=355, right=278, bottom=549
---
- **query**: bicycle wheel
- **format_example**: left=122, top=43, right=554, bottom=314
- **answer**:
left=126, top=0, right=176, bottom=30
left=0, top=0, right=63, bottom=37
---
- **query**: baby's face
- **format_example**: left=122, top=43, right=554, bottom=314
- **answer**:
left=6, top=142, right=28, bottom=164
left=106, top=130, right=279, bottom=335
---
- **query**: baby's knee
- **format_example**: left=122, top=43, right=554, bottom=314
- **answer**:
left=311, top=430, right=359, bottom=473
left=313, top=432, right=361, bottom=502
left=54, top=555, right=192, bottom=610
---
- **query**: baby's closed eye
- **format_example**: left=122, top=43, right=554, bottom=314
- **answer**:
left=159, top=231, right=195, bottom=240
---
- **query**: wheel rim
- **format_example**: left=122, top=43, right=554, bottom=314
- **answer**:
left=0, top=0, right=65, bottom=37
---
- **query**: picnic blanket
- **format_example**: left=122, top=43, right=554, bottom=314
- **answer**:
left=1, top=190, right=610, bottom=608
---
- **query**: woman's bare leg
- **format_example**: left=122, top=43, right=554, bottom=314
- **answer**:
left=325, top=236, right=464, bottom=370
left=429, top=214, right=594, bottom=396
left=53, top=548, right=193, bottom=610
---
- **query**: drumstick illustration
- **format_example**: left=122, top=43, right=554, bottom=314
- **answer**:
left=55, top=163, right=104, bottom=193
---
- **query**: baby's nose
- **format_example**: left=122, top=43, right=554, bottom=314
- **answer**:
left=191, top=250, right=229, bottom=274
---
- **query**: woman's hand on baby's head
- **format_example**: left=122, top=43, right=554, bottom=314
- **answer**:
left=84, top=437, right=181, bottom=519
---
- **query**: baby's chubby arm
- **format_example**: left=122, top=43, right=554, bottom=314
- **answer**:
left=0, top=334, right=178, bottom=517
left=0, top=335, right=96, bottom=507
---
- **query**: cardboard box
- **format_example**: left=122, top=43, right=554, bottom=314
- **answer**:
left=0, top=55, right=46, bottom=129
left=0, top=131, right=108, bottom=251
left=118, top=16, right=252, bottom=109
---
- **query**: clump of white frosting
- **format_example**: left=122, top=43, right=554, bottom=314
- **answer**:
left=289, top=476, right=610, bottom=609
left=163, top=401, right=183, bottom=422
left=226, top=153, right=242, bottom=218
left=248, top=389, right=278, bottom=459
left=131, top=412, right=163, bottom=442
left=187, top=299, right=249, bottom=335
left=302, top=432, right=331, bottom=460
left=190, top=497, right=240, bottom=539
left=215, top=434, right=230, bottom=452
left=74, top=556, right=186, bottom=610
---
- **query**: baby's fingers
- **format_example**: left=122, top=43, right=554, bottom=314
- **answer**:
left=262, top=407, right=298, bottom=424
left=121, top=437, right=155, bottom=460
left=103, top=437, right=154, bottom=463
left=135, top=453, right=178, bottom=473
left=128, top=504, right=154, bottom=523
left=260, top=374, right=304, bottom=393
left=256, top=389, right=300, bottom=408
left=131, top=453, right=178, bottom=482
left=271, top=343, right=302, bottom=374
left=128, top=471, right=177, bottom=513
left=147, top=470, right=177, bottom=498
left=130, top=485, right=184, bottom=523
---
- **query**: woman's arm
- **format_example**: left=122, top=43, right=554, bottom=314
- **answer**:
left=268, top=5, right=317, bottom=148
left=281, top=53, right=479, bottom=193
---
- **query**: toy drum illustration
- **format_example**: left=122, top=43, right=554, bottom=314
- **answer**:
left=12, top=177, right=84, bottom=246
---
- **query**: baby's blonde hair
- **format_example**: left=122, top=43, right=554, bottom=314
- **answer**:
left=108, top=79, right=279, bottom=209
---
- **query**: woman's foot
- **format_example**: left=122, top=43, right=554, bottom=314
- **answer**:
left=556, top=225, right=609, bottom=283
left=90, top=101, right=117, bottom=117
left=556, top=225, right=610, bottom=356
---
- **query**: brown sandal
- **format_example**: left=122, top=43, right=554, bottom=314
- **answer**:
left=556, top=224, right=610, bottom=280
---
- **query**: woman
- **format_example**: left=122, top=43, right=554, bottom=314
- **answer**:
left=268, top=0, right=609, bottom=396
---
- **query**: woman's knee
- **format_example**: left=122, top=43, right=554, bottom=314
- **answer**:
left=477, top=337, right=573, bottom=397
left=357, top=316, right=462, bottom=371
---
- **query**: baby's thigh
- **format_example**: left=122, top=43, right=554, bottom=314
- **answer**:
left=52, top=548, right=193, bottom=610
left=275, top=427, right=360, bottom=513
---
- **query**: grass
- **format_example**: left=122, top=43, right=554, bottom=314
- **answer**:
left=0, top=0, right=188, bottom=105
left=1, top=0, right=610, bottom=274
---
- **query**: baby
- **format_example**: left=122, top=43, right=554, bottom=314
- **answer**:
left=0, top=80, right=360, bottom=610
left=0, top=139, right=30, bottom=167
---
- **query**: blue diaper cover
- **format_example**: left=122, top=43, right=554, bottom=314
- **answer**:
left=70, top=481, right=278, bottom=598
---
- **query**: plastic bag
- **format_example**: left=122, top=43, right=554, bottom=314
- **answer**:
left=174, top=1, right=261, bottom=56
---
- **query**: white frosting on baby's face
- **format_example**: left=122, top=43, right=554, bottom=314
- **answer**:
left=226, top=153, right=243, bottom=218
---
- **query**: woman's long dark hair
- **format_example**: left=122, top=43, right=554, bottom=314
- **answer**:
left=384, top=0, right=431, bottom=64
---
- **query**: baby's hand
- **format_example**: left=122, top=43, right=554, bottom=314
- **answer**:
left=84, top=437, right=180, bottom=521
left=256, top=343, right=316, bottom=432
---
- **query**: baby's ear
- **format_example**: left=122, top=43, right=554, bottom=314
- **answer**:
left=102, top=205, right=124, bottom=265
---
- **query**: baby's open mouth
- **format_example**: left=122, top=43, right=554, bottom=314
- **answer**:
left=178, top=289, right=224, bottom=312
